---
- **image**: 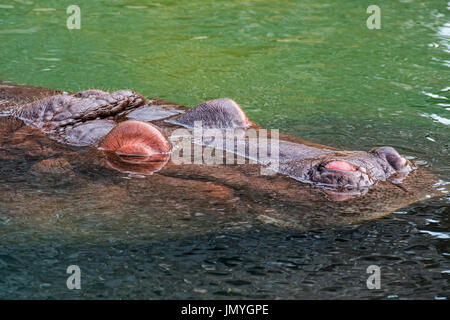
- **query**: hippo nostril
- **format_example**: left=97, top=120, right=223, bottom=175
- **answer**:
left=325, top=160, right=357, bottom=172
left=370, top=146, right=411, bottom=171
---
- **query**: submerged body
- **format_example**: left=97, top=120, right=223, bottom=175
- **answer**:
left=0, top=81, right=444, bottom=229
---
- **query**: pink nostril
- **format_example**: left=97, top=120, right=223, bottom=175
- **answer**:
left=325, top=160, right=357, bottom=172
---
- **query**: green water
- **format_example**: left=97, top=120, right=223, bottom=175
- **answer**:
left=0, top=0, right=449, bottom=299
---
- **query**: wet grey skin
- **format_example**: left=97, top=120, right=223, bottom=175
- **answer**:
left=5, top=86, right=416, bottom=196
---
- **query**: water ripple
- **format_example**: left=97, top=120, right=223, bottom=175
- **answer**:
left=419, top=230, right=450, bottom=239
left=421, top=113, right=450, bottom=126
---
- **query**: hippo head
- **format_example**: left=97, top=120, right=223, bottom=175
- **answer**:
left=14, top=88, right=416, bottom=200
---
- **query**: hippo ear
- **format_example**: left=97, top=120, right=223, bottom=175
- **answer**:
left=99, top=120, right=171, bottom=175
left=168, top=98, right=254, bottom=129
left=73, top=89, right=107, bottom=98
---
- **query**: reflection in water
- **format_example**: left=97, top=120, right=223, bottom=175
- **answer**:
left=102, top=150, right=170, bottom=175
left=0, top=196, right=448, bottom=299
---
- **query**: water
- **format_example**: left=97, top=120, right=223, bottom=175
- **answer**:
left=0, top=0, right=449, bottom=299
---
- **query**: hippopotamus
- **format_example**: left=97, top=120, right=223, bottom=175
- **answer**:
left=0, top=81, right=444, bottom=230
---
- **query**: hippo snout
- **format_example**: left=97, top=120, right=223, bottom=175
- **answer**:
left=307, top=146, right=415, bottom=194
left=309, top=160, right=375, bottom=190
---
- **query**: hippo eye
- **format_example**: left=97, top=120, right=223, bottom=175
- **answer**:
left=168, top=98, right=252, bottom=129
left=99, top=120, right=171, bottom=175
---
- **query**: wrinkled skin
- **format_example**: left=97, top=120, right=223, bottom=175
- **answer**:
left=0, top=81, right=444, bottom=229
